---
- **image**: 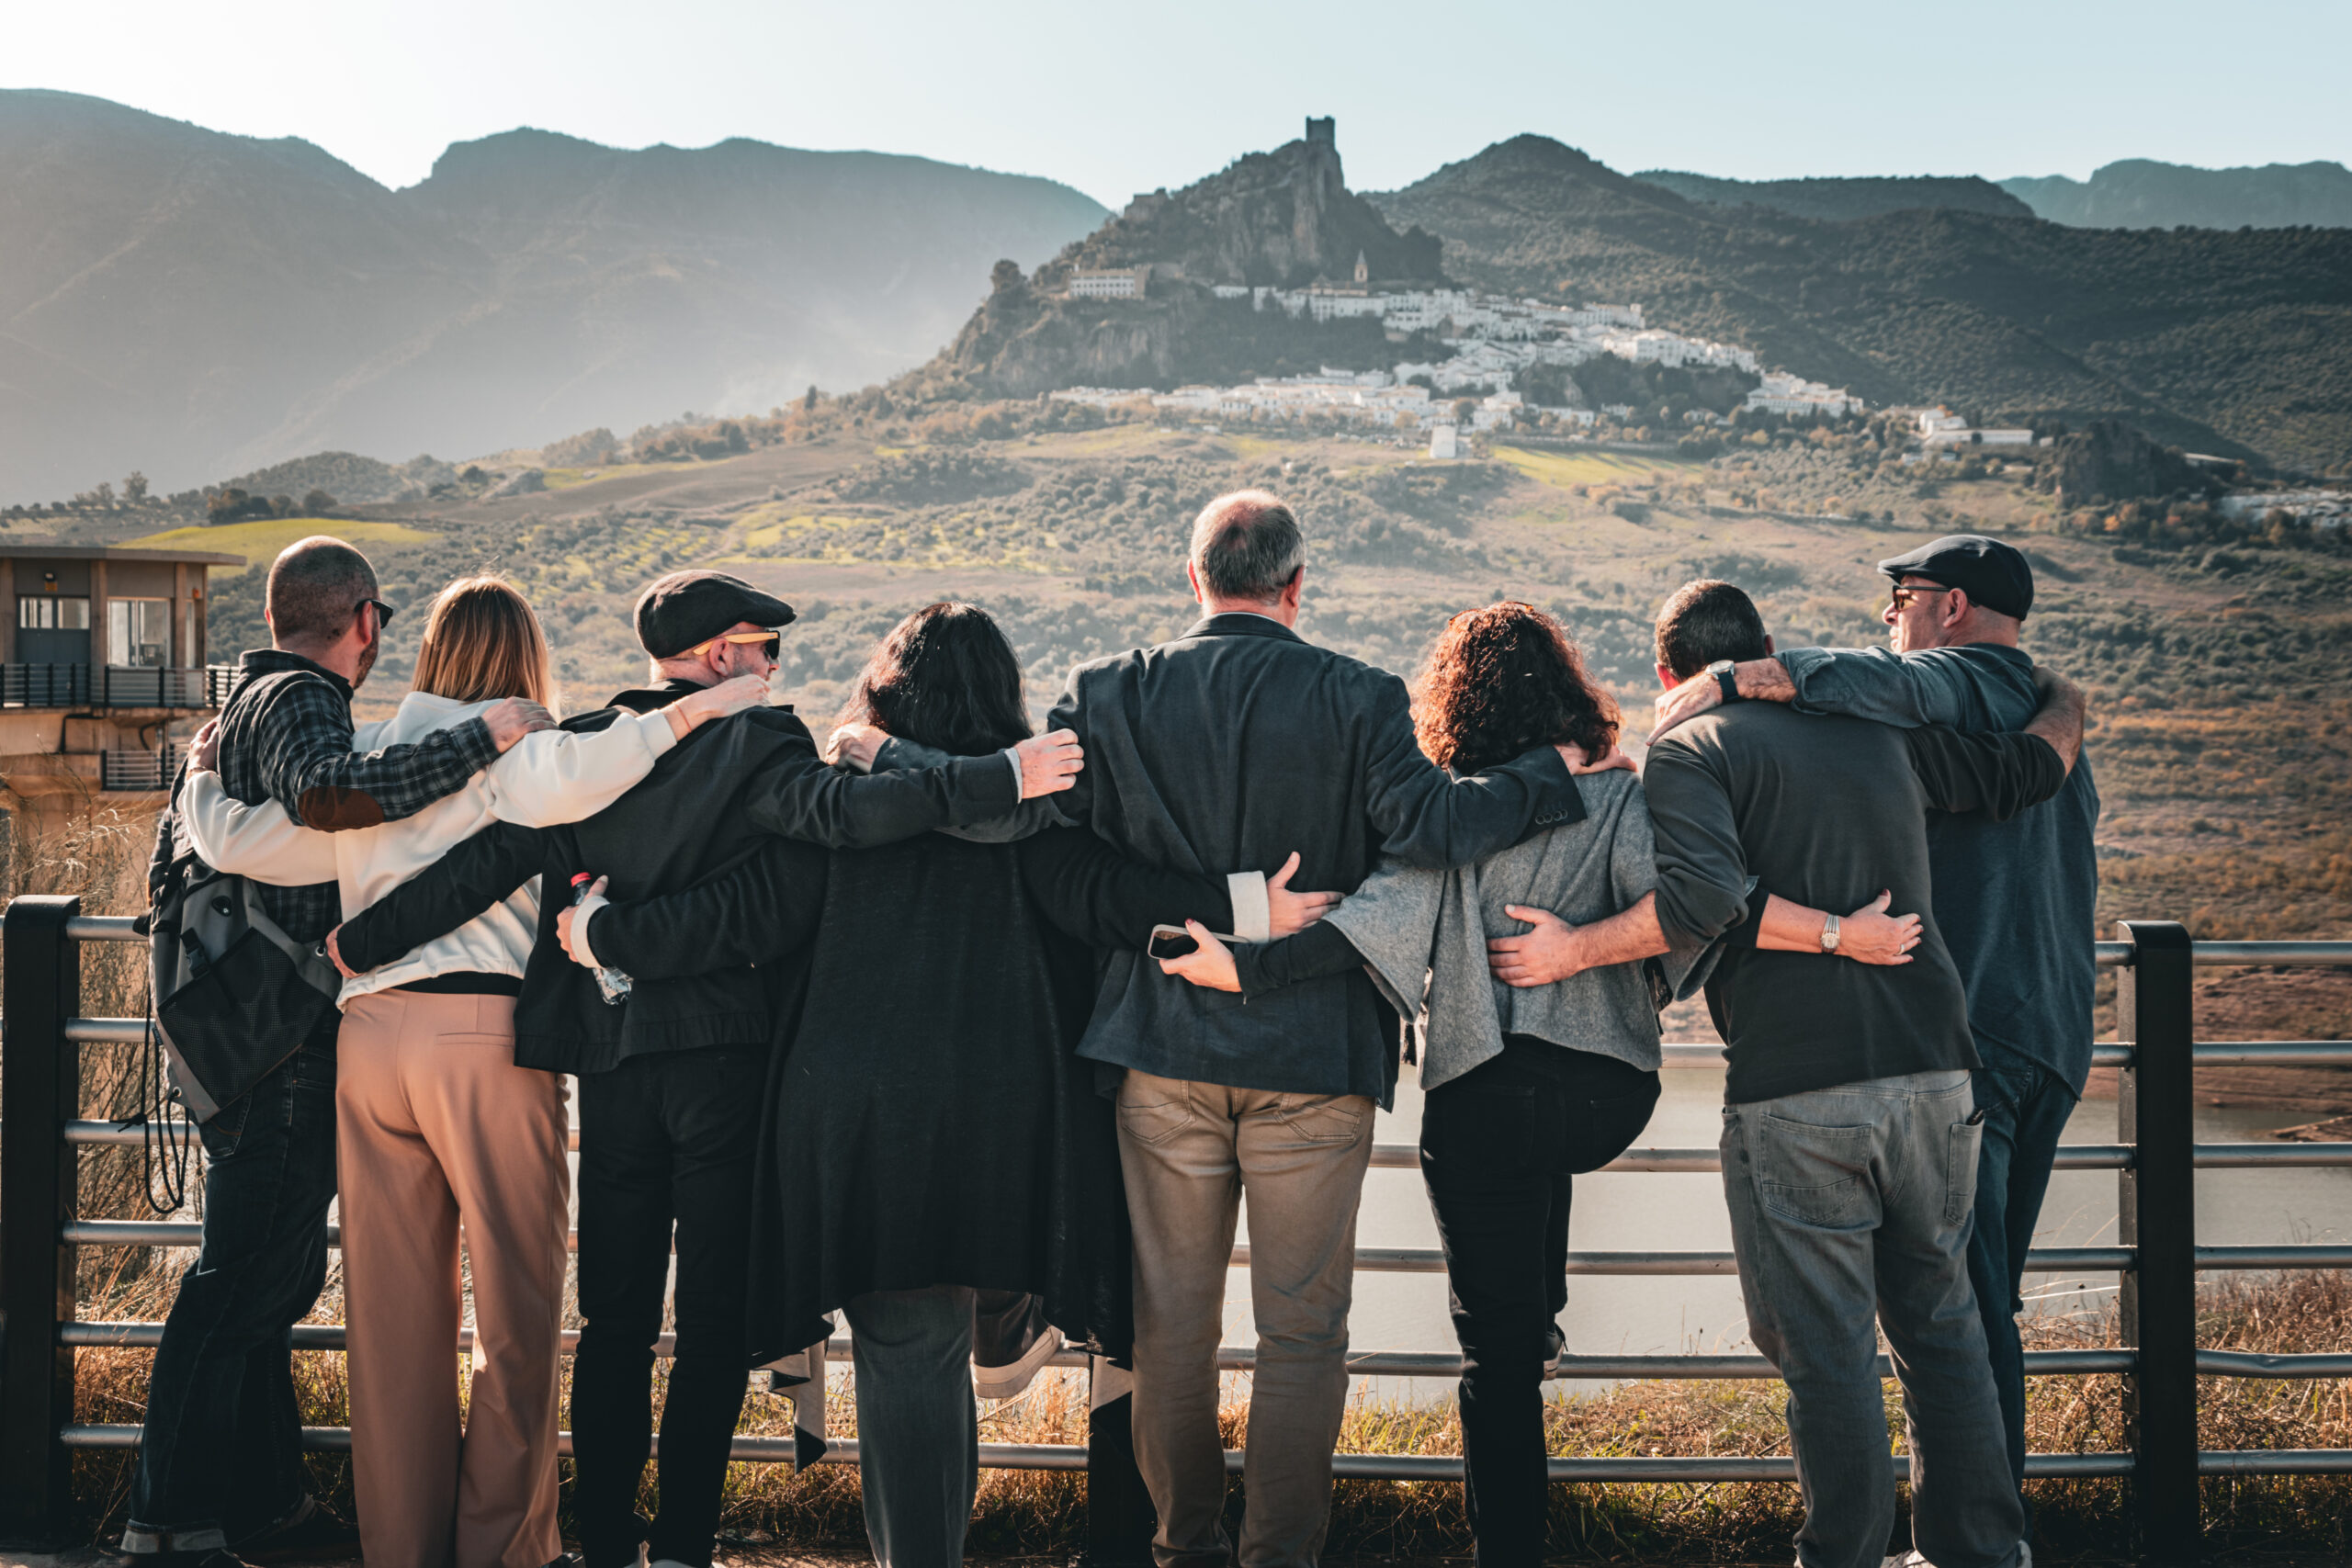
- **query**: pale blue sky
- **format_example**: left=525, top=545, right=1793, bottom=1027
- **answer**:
left=16, top=0, right=2349, bottom=203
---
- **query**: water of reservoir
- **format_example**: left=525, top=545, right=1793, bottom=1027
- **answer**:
left=1216, top=1063, right=2352, bottom=1401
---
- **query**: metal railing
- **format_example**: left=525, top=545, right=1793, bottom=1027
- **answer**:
left=98, top=745, right=182, bottom=794
left=3, top=907, right=2349, bottom=1557
left=0, top=664, right=236, bottom=711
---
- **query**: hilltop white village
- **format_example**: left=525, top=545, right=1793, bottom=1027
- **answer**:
left=1046, top=253, right=1891, bottom=456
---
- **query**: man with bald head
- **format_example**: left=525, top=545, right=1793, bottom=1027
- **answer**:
left=129, top=537, right=550, bottom=1568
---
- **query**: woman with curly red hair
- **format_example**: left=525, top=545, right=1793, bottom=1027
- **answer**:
left=1160, top=601, right=1696, bottom=1564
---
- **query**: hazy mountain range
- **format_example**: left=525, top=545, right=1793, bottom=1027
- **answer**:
left=6, top=87, right=2349, bottom=499
left=1634, top=159, right=2352, bottom=231
left=0, top=89, right=1105, bottom=500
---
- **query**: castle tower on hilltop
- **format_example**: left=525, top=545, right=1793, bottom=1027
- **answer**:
left=1353, top=249, right=1369, bottom=285
left=1306, top=116, right=1335, bottom=147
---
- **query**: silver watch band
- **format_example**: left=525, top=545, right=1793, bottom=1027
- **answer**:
left=1821, top=913, right=1842, bottom=953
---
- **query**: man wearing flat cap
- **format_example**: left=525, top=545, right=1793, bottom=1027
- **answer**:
left=330, top=570, right=1085, bottom=1568
left=1654, top=534, right=2099, bottom=1517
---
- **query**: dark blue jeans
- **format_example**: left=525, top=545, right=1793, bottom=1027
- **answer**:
left=1967, top=1046, right=2079, bottom=1506
left=124, top=1025, right=339, bottom=1554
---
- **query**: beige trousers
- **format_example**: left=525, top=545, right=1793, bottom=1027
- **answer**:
left=1115, top=1069, right=1375, bottom=1568
left=337, top=989, right=571, bottom=1568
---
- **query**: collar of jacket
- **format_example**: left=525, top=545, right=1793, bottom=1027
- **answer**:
left=603, top=676, right=709, bottom=714
left=1177, top=611, right=1306, bottom=645
left=237, top=647, right=352, bottom=701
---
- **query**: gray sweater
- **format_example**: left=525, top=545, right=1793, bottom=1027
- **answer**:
left=1236, top=771, right=1716, bottom=1091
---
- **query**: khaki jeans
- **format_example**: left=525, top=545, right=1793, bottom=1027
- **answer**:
left=1115, top=1070, right=1375, bottom=1568
left=338, top=989, right=571, bottom=1568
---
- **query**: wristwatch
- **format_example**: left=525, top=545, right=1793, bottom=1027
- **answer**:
left=1707, top=659, right=1740, bottom=705
left=1820, top=914, right=1842, bottom=954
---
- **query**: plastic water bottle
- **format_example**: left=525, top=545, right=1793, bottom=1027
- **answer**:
left=570, top=873, right=633, bottom=1005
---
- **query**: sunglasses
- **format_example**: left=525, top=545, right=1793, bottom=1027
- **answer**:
left=359, top=598, right=397, bottom=630
left=1887, top=583, right=1953, bottom=612
left=690, top=629, right=782, bottom=660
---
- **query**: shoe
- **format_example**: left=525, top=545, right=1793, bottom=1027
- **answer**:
left=1542, top=1322, right=1568, bottom=1379
left=542, top=1555, right=587, bottom=1568
left=116, top=1550, right=256, bottom=1568
left=233, top=1497, right=359, bottom=1561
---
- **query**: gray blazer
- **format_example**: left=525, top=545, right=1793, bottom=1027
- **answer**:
left=1325, top=770, right=1717, bottom=1090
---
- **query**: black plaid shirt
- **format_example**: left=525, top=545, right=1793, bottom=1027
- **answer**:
left=151, top=649, right=500, bottom=944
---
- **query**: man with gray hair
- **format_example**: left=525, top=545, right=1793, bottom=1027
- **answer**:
left=1041, top=490, right=1600, bottom=1566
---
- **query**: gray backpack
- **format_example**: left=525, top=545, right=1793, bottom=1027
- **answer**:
left=142, top=767, right=342, bottom=1122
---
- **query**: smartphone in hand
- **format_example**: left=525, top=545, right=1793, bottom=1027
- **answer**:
left=1148, top=924, right=1198, bottom=961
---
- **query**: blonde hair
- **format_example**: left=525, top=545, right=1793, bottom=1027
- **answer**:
left=411, top=576, right=555, bottom=708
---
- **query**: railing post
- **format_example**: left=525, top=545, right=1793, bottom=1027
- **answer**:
left=2116, top=920, right=2198, bottom=1557
left=1082, top=1357, right=1155, bottom=1567
left=0, top=895, right=84, bottom=1540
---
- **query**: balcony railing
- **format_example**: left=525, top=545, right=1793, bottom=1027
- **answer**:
left=0, top=664, right=236, bottom=711
left=2, top=913, right=2347, bottom=1559
left=98, top=745, right=182, bottom=792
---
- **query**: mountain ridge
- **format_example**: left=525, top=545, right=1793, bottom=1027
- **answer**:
left=2002, top=158, right=2352, bottom=230
left=0, top=90, right=1107, bottom=500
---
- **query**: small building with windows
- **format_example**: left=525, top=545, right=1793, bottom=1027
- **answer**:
left=0, top=543, right=242, bottom=831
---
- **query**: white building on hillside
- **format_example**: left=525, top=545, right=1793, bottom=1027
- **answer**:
left=1430, top=424, right=1461, bottom=459
left=1747, top=371, right=1860, bottom=418
left=1068, top=267, right=1148, bottom=299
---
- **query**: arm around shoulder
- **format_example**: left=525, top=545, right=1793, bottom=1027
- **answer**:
left=178, top=773, right=339, bottom=886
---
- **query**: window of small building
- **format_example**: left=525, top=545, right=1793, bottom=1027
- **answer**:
left=19, top=597, right=91, bottom=630
left=108, top=599, right=171, bottom=667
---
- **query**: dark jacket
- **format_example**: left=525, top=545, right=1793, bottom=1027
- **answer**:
left=1644, top=705, right=2066, bottom=1104
left=1777, top=642, right=2101, bottom=1092
left=582, top=826, right=1243, bottom=1359
left=334, top=680, right=1021, bottom=1073
left=1044, top=612, right=1585, bottom=1103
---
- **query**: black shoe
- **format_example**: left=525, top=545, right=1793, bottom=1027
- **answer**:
left=543, top=1555, right=588, bottom=1568
left=117, top=1550, right=257, bottom=1568
left=232, top=1497, right=360, bottom=1561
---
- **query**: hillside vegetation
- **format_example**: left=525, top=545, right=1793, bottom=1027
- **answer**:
left=1633, top=170, right=2032, bottom=222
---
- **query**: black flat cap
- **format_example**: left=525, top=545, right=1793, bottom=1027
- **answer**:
left=633, top=570, right=796, bottom=659
left=1878, top=535, right=2034, bottom=621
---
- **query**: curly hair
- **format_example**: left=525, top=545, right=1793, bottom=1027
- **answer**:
left=1413, top=602, right=1620, bottom=775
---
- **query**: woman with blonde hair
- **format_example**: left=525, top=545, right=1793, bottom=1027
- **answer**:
left=177, top=574, right=763, bottom=1568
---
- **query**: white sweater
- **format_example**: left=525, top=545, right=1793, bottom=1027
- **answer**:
left=180, top=691, right=680, bottom=1005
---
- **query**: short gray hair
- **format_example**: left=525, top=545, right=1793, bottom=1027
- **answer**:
left=1189, top=491, right=1304, bottom=602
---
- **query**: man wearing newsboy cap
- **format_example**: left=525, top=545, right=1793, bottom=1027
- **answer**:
left=330, top=570, right=1086, bottom=1568
left=1653, top=535, right=2098, bottom=1519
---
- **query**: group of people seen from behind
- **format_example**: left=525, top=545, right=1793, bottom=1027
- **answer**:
left=126, top=490, right=2094, bottom=1568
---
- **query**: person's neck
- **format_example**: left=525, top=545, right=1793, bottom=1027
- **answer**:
left=1921, top=616, right=2020, bottom=651
left=275, top=638, right=361, bottom=682
left=1200, top=598, right=1295, bottom=628
left=652, top=661, right=718, bottom=689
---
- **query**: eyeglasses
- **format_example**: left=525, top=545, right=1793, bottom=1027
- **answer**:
left=690, top=629, right=781, bottom=660
left=1886, top=583, right=1952, bottom=612
left=359, top=598, right=397, bottom=630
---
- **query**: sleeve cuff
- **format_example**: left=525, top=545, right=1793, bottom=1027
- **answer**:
left=567, top=897, right=610, bottom=969
left=1001, top=747, right=1025, bottom=801
left=633, top=707, right=681, bottom=761
left=452, top=716, right=501, bottom=773
left=1227, top=871, right=1272, bottom=942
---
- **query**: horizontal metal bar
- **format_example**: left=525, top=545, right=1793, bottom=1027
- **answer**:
left=2198, top=1349, right=2352, bottom=1378
left=2191, top=942, right=2352, bottom=967
left=2192, top=1041, right=2352, bottom=1066
left=2196, top=1245, right=2352, bottom=1269
left=63, top=915, right=142, bottom=942
left=2195, top=1142, right=2352, bottom=1168
left=50, top=1423, right=2146, bottom=1479
left=66, top=1017, right=151, bottom=1044
left=2199, top=1448, right=2352, bottom=1474
left=59, top=1320, right=2134, bottom=1382
left=62, top=1220, right=2139, bottom=1277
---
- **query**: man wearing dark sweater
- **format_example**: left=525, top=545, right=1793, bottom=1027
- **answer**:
left=1642, top=580, right=2084, bottom=1568
left=1650, top=536, right=2098, bottom=1510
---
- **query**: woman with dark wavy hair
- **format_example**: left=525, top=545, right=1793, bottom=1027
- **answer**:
left=553, top=602, right=1329, bottom=1568
left=1159, top=601, right=1691, bottom=1565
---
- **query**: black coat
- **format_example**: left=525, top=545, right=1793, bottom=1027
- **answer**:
left=334, top=680, right=1022, bottom=1074
left=583, top=827, right=1237, bottom=1359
